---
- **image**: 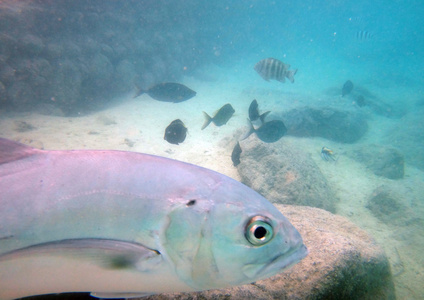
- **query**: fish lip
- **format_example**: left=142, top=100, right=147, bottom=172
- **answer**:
left=257, top=243, right=308, bottom=279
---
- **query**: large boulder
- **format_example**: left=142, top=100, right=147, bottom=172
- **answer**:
left=146, top=205, right=395, bottom=300
left=237, top=138, right=338, bottom=213
left=277, top=106, right=368, bottom=143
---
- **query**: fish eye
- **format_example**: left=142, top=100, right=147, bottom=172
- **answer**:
left=245, top=216, right=274, bottom=246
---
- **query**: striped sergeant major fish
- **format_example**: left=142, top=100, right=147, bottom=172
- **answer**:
left=254, top=58, right=297, bottom=83
left=355, top=30, right=375, bottom=40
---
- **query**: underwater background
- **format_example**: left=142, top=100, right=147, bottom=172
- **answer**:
left=1, top=0, right=423, bottom=299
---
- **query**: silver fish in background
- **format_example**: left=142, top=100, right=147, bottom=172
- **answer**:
left=134, top=82, right=196, bottom=103
left=254, top=58, right=297, bottom=83
left=0, top=138, right=307, bottom=299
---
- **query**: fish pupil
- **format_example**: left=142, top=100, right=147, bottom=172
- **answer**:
left=254, top=226, right=267, bottom=239
left=186, top=199, right=196, bottom=206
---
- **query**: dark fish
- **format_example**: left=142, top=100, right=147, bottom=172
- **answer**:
left=242, top=120, right=287, bottom=143
left=134, top=83, right=196, bottom=103
left=342, top=80, right=354, bottom=97
left=356, top=30, right=374, bottom=40
left=202, top=104, right=235, bottom=130
left=231, top=142, right=242, bottom=167
left=248, top=99, right=270, bottom=124
left=164, top=119, right=187, bottom=145
left=254, top=58, right=297, bottom=83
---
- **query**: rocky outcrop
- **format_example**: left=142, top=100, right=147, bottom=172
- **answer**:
left=0, top=1, right=216, bottom=115
left=237, top=138, right=338, bottom=213
left=277, top=106, right=368, bottom=143
left=147, top=205, right=395, bottom=300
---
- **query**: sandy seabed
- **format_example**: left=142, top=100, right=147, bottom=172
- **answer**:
left=1, top=66, right=423, bottom=299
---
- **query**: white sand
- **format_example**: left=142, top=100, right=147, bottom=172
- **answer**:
left=1, top=64, right=423, bottom=299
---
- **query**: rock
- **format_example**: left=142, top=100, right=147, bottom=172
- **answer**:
left=13, top=120, right=36, bottom=132
left=84, top=53, right=113, bottom=91
left=383, top=108, right=424, bottom=171
left=366, top=186, right=406, bottom=225
left=146, top=205, right=395, bottom=300
left=0, top=63, right=16, bottom=85
left=7, top=81, right=34, bottom=109
left=62, top=41, right=82, bottom=58
left=34, top=103, right=65, bottom=116
left=0, top=81, right=6, bottom=103
left=44, top=42, right=64, bottom=59
left=347, top=144, right=404, bottom=179
left=278, top=106, right=368, bottom=143
left=100, top=43, right=115, bottom=61
left=113, top=59, right=137, bottom=93
left=18, top=34, right=45, bottom=56
left=0, top=33, right=16, bottom=60
left=237, top=138, right=338, bottom=213
left=48, top=59, right=82, bottom=111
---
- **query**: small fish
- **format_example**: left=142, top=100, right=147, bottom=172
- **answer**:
left=242, top=119, right=287, bottom=143
left=0, top=138, right=307, bottom=299
left=248, top=99, right=270, bottom=124
left=201, top=103, right=235, bottom=130
left=164, top=119, right=187, bottom=145
left=355, top=30, right=374, bottom=40
left=254, top=58, right=297, bottom=83
left=134, top=82, right=196, bottom=103
left=231, top=142, right=242, bottom=167
left=342, top=80, right=354, bottom=97
left=321, top=147, right=337, bottom=162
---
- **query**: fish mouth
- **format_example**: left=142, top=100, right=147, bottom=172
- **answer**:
left=243, top=243, right=308, bottom=280
left=262, top=243, right=308, bottom=278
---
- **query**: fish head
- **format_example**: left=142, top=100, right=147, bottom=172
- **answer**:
left=162, top=178, right=307, bottom=291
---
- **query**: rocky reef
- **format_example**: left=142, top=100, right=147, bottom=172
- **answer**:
left=0, top=1, right=219, bottom=115
left=237, top=137, right=338, bottom=213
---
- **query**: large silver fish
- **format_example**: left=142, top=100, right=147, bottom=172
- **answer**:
left=254, top=58, right=297, bottom=83
left=0, top=138, right=307, bottom=299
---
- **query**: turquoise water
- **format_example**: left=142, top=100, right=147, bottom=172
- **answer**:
left=1, top=1, right=423, bottom=299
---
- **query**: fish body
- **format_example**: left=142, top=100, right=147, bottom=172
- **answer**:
left=355, top=30, right=374, bottom=41
left=164, top=119, right=187, bottom=145
left=231, top=142, right=242, bottom=167
left=254, top=58, right=297, bottom=83
left=248, top=99, right=270, bottom=124
left=0, top=138, right=307, bottom=299
left=242, top=120, right=287, bottom=143
left=134, top=83, right=196, bottom=103
left=201, top=103, right=235, bottom=130
left=342, top=80, right=354, bottom=97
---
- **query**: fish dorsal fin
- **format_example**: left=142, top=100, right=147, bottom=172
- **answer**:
left=0, top=138, right=40, bottom=165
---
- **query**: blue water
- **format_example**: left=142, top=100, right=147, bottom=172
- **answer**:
left=1, top=0, right=423, bottom=299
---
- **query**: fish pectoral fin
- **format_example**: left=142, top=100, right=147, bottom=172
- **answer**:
left=90, top=292, right=155, bottom=299
left=0, top=238, right=162, bottom=272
